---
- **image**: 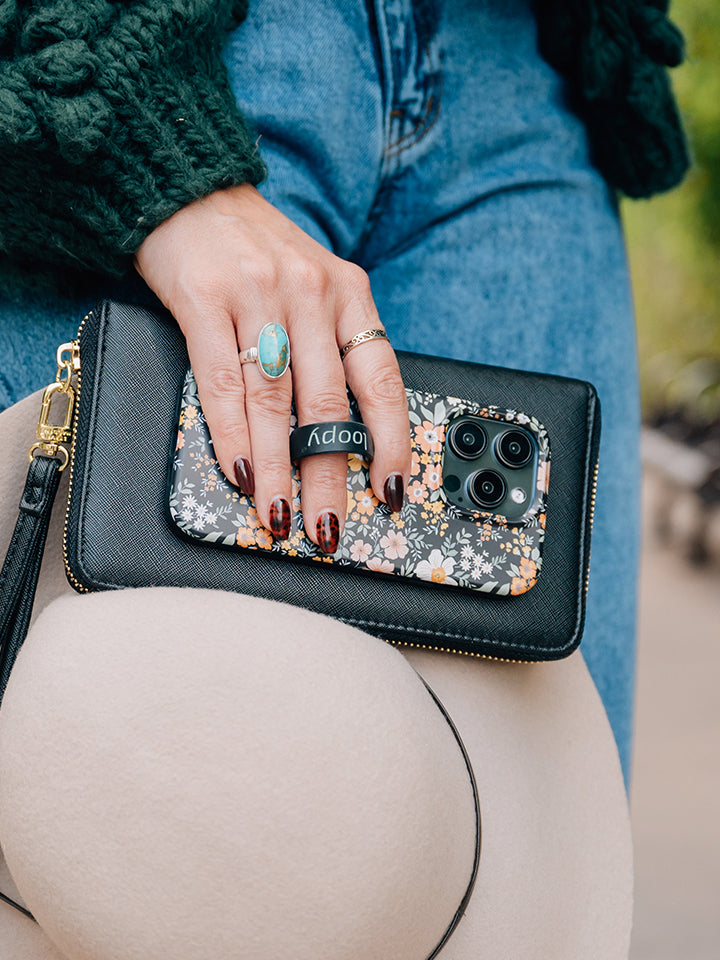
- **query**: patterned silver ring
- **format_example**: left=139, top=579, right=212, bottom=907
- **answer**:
left=339, top=328, right=390, bottom=361
left=238, top=322, right=291, bottom=381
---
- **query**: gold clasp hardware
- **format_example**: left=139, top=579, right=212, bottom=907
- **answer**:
left=57, top=341, right=80, bottom=376
left=28, top=341, right=79, bottom=471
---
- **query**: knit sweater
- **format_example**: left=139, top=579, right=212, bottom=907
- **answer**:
left=0, top=0, right=689, bottom=297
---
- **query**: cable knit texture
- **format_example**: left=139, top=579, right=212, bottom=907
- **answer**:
left=533, top=0, right=689, bottom=198
left=0, top=0, right=689, bottom=297
left=0, top=0, right=266, bottom=295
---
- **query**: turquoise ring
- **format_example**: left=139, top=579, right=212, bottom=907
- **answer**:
left=239, top=322, right=291, bottom=381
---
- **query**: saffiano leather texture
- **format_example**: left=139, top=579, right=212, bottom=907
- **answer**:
left=64, top=301, right=600, bottom=661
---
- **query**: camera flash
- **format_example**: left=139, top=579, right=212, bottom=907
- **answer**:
left=510, top=487, right=527, bottom=504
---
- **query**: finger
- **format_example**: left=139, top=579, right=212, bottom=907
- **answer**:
left=180, top=310, right=255, bottom=497
left=240, top=330, right=294, bottom=541
left=337, top=293, right=411, bottom=513
left=290, top=318, right=351, bottom=555
left=343, top=340, right=410, bottom=511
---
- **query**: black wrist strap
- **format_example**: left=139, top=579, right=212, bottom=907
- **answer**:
left=290, top=421, right=374, bottom=463
left=0, top=455, right=61, bottom=924
left=0, top=455, right=62, bottom=708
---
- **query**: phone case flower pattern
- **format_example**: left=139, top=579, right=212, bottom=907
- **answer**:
left=169, top=371, right=550, bottom=596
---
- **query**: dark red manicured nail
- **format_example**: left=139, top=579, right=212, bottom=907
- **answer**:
left=269, top=497, right=292, bottom=540
left=233, top=456, right=255, bottom=496
left=384, top=473, right=405, bottom=513
left=316, top=511, right=340, bottom=554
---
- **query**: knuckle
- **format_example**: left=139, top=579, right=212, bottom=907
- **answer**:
left=304, top=388, right=350, bottom=423
left=249, top=383, right=292, bottom=421
left=176, top=273, right=234, bottom=315
left=354, top=362, right=407, bottom=410
left=304, top=459, right=348, bottom=493
left=254, top=452, right=290, bottom=477
left=246, top=254, right=278, bottom=291
left=300, top=456, right=349, bottom=506
left=288, top=256, right=331, bottom=299
left=201, top=362, right=246, bottom=402
left=202, top=417, right=247, bottom=470
left=341, top=262, right=372, bottom=300
left=210, top=422, right=244, bottom=460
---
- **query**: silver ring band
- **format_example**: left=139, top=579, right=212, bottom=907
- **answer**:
left=238, top=346, right=258, bottom=364
left=339, top=328, right=389, bottom=360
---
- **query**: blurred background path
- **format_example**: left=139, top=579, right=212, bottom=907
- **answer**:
left=629, top=473, right=720, bottom=959
left=621, top=4, right=720, bottom=954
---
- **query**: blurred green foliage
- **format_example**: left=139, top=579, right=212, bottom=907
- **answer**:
left=623, top=0, right=720, bottom=423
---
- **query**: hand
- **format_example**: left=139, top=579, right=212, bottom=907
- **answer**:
left=134, top=184, right=411, bottom=552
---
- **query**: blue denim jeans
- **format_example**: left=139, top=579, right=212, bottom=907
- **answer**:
left=0, top=0, right=638, bottom=783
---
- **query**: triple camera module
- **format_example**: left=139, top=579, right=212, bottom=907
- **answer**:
left=442, top=416, right=538, bottom=522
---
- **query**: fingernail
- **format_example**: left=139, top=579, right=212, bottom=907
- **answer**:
left=316, top=511, right=340, bottom=554
left=384, top=473, right=405, bottom=513
left=233, top=456, right=255, bottom=496
left=269, top=497, right=292, bottom=540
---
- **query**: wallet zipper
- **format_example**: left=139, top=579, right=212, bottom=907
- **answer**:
left=390, top=641, right=530, bottom=663
left=58, top=313, right=90, bottom=593
left=40, top=311, right=595, bottom=661
left=48, top=315, right=529, bottom=660
left=28, top=312, right=87, bottom=592
left=394, top=453, right=599, bottom=662
left=585, top=459, right=599, bottom=599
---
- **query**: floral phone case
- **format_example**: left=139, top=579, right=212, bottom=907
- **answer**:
left=167, top=370, right=551, bottom=597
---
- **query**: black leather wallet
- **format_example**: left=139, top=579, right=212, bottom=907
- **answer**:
left=59, top=301, right=600, bottom=662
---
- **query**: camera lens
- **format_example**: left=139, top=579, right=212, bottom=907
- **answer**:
left=447, top=419, right=487, bottom=460
left=468, top=469, right=506, bottom=509
left=495, top=429, right=534, bottom=468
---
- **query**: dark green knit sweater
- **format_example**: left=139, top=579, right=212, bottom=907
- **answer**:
left=0, top=0, right=689, bottom=297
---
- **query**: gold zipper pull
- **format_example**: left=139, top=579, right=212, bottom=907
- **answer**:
left=28, top=339, right=80, bottom=472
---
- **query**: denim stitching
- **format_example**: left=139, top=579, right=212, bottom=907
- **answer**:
left=384, top=67, right=442, bottom=156
left=381, top=0, right=443, bottom=156
left=353, top=0, right=442, bottom=259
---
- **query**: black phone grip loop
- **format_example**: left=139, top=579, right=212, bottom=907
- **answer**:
left=290, top=421, right=374, bottom=463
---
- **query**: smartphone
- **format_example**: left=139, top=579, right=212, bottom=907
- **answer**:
left=167, top=369, right=550, bottom=597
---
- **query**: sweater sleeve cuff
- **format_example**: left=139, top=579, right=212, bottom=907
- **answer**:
left=0, top=6, right=266, bottom=295
left=533, top=0, right=690, bottom=198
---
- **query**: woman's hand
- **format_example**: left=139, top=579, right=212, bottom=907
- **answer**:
left=135, top=184, right=411, bottom=552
